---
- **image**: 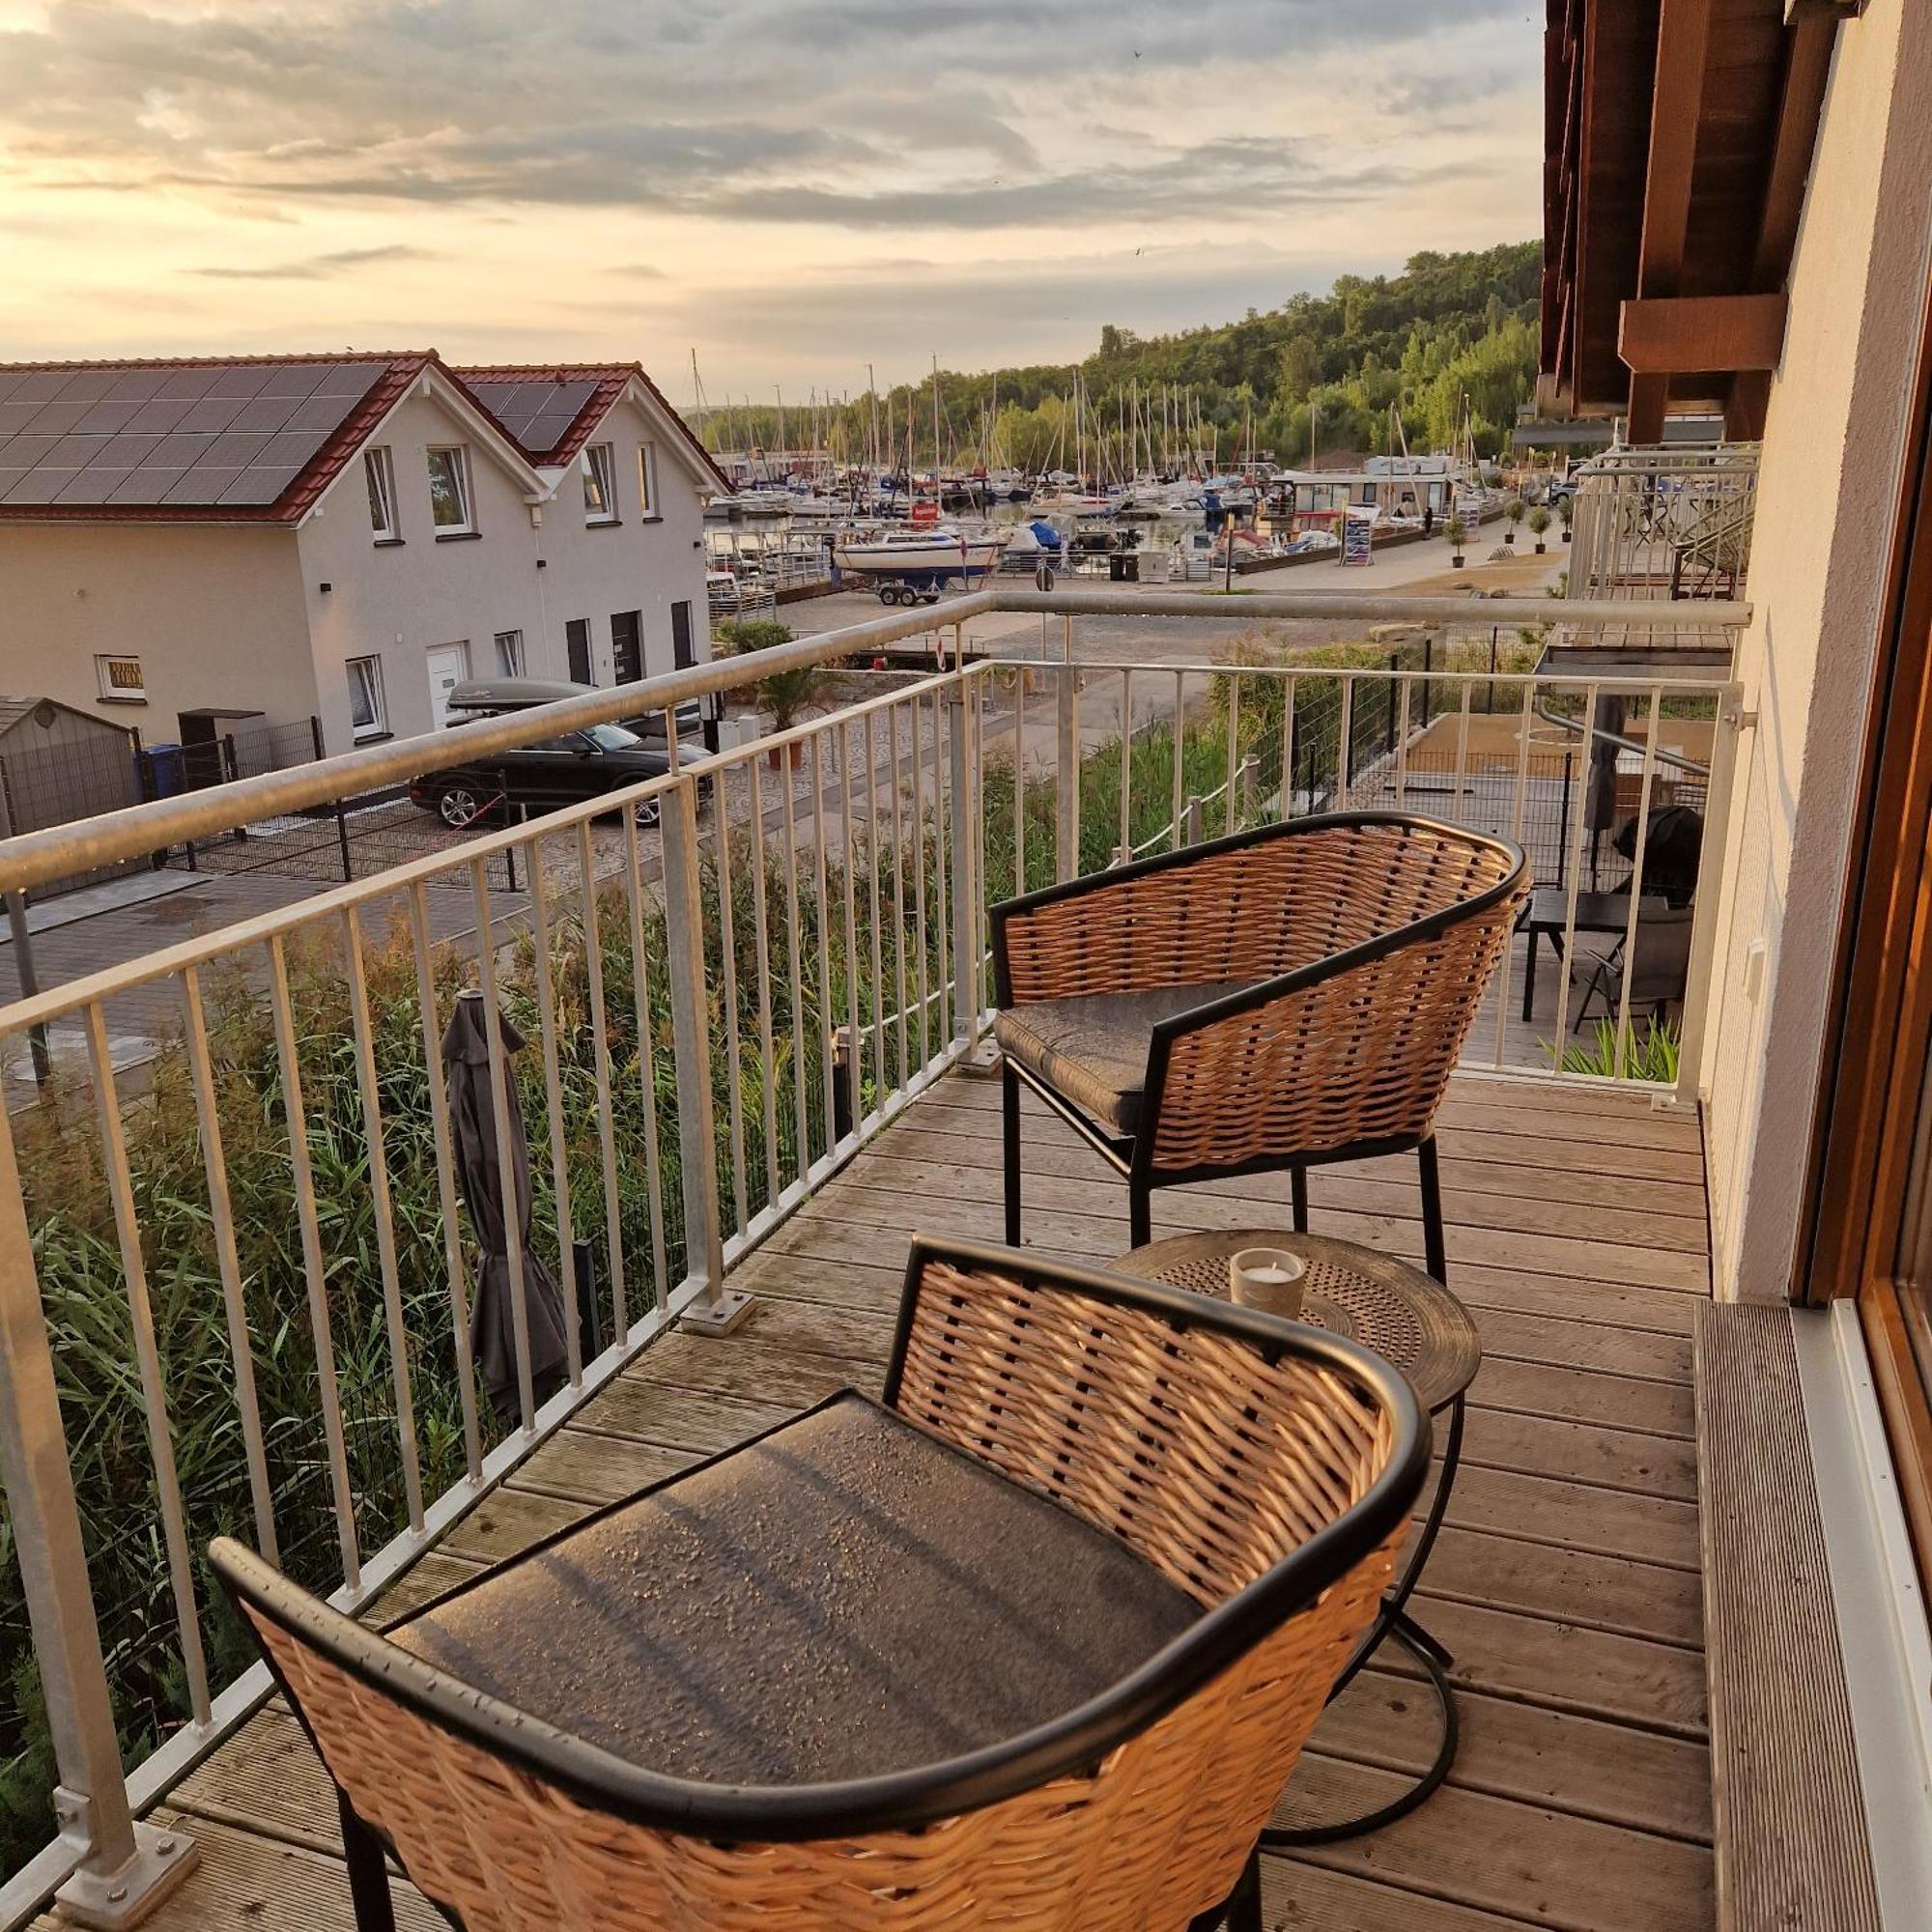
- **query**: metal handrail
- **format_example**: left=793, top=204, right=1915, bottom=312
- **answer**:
left=1531, top=699, right=1711, bottom=779
left=0, top=587, right=1747, bottom=898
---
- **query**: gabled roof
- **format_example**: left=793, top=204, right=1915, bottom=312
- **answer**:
left=455, top=361, right=732, bottom=493
left=0, top=352, right=431, bottom=524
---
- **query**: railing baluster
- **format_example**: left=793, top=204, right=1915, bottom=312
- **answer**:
left=180, top=963, right=278, bottom=1560
left=1335, top=677, right=1355, bottom=809
left=1118, top=667, right=1133, bottom=862
left=1013, top=667, right=1026, bottom=894
left=810, top=729, right=838, bottom=1149
left=931, top=689, right=952, bottom=1044
left=576, top=818, right=628, bottom=1347
left=840, top=717, right=864, bottom=1136
left=1225, top=668, right=1239, bottom=834
left=266, top=932, right=361, bottom=1585
left=1452, top=683, right=1473, bottom=824
left=711, top=786, right=750, bottom=1233
left=749, top=755, right=782, bottom=1206
left=1548, top=681, right=1601, bottom=1055
left=521, top=837, right=582, bottom=1387
left=1171, top=668, right=1184, bottom=851
left=1279, top=673, right=1297, bottom=820
left=660, top=773, right=743, bottom=1331
left=910, top=693, right=932, bottom=1073
left=1492, top=681, right=1538, bottom=1068
left=1056, top=613, right=1078, bottom=880
left=887, top=700, right=911, bottom=1093
left=340, top=907, right=426, bottom=1529
left=778, top=746, right=812, bottom=1181
left=620, top=812, right=668, bottom=1317
left=84, top=1003, right=212, bottom=1726
left=949, top=683, right=975, bottom=1040
left=407, top=880, right=482, bottom=1477
left=865, top=704, right=888, bottom=1095
left=1611, top=687, right=1664, bottom=1073
left=467, top=859, right=537, bottom=1433
left=1395, top=678, right=1412, bottom=810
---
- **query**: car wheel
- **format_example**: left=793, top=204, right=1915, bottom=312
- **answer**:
left=438, top=783, right=486, bottom=829
left=634, top=797, right=662, bottom=829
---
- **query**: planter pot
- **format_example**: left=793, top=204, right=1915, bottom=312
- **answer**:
left=1503, top=531, right=1516, bottom=544
left=1563, top=529, right=1572, bottom=542
left=765, top=739, right=803, bottom=772
left=1535, top=541, right=1547, bottom=554
left=1451, top=555, right=1465, bottom=569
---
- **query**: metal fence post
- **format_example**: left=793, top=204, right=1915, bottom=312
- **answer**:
left=0, top=1104, right=200, bottom=1924
left=661, top=774, right=748, bottom=1335
left=948, top=685, right=977, bottom=1041
left=1055, top=614, right=1078, bottom=881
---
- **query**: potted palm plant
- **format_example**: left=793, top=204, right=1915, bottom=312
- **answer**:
left=1526, top=504, right=1552, bottom=554
left=1558, top=496, right=1574, bottom=542
left=1444, top=512, right=1467, bottom=568
left=758, top=663, right=822, bottom=769
left=1502, top=496, right=1525, bottom=544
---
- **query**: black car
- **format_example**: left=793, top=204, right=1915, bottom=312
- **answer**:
left=410, top=679, right=705, bottom=830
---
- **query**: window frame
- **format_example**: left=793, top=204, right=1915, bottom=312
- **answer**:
left=582, top=442, right=619, bottom=525
left=95, top=653, right=145, bottom=704
left=638, top=441, right=658, bottom=520
left=494, top=630, right=526, bottom=677
left=425, top=444, right=474, bottom=537
left=364, top=445, right=399, bottom=542
left=346, top=654, right=388, bottom=742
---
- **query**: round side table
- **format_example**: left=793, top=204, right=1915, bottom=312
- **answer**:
left=1117, top=1227, right=1481, bottom=1844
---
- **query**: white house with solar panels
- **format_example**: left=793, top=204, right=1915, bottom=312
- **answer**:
left=0, top=353, right=728, bottom=754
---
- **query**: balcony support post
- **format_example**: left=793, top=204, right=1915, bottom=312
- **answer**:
left=663, top=775, right=749, bottom=1336
left=1676, top=686, right=1747, bottom=1105
left=0, top=1105, right=200, bottom=1924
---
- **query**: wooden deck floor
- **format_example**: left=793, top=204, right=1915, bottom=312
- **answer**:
left=53, top=1068, right=1715, bottom=1932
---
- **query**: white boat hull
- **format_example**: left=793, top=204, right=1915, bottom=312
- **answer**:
left=832, top=534, right=1006, bottom=578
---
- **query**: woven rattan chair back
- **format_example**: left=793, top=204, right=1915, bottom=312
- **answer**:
left=215, top=1239, right=1425, bottom=1932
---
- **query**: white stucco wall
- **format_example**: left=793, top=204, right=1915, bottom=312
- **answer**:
left=297, top=384, right=552, bottom=751
left=531, top=388, right=713, bottom=686
left=0, top=522, right=313, bottom=736
left=1701, top=0, right=1932, bottom=1300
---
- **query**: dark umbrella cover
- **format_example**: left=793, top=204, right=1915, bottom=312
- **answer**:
left=441, top=991, right=571, bottom=1414
left=1585, top=692, right=1627, bottom=888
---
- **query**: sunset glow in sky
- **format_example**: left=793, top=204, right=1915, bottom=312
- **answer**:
left=0, top=1, right=1543, bottom=394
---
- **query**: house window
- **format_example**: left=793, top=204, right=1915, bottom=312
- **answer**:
left=425, top=445, right=473, bottom=534
left=364, top=446, right=398, bottom=540
left=494, top=630, right=526, bottom=676
left=95, top=653, right=145, bottom=703
left=582, top=443, right=617, bottom=523
left=347, top=655, right=387, bottom=740
left=638, top=442, right=657, bottom=518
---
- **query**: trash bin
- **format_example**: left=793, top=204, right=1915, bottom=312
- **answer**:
left=1109, top=553, right=1140, bottom=583
left=144, top=743, right=185, bottom=799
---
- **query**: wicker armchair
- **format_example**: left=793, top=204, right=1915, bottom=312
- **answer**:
left=992, top=813, right=1530, bottom=1267
left=213, top=1236, right=1427, bottom=1932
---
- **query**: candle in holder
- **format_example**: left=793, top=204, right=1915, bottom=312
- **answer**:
left=1229, top=1247, right=1307, bottom=1320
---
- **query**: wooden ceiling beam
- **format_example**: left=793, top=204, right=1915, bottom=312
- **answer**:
left=1627, top=0, right=1712, bottom=438
left=1620, top=293, right=1791, bottom=372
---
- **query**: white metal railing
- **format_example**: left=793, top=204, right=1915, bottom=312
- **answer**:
left=0, top=586, right=1745, bottom=1924
left=1567, top=444, right=1759, bottom=603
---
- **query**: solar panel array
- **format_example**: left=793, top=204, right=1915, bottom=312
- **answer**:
left=0, top=359, right=387, bottom=511
left=462, top=377, right=601, bottom=459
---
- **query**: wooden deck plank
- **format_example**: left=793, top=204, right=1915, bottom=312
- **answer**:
left=568, top=1378, right=799, bottom=1454
left=1260, top=1858, right=1554, bottom=1930
left=1310, top=1670, right=1713, bottom=1844
left=876, top=1114, right=1713, bottom=1223
left=505, top=1428, right=696, bottom=1507
left=1457, top=1406, right=1700, bottom=1501
left=1273, top=1763, right=1713, bottom=1932
left=438, top=1488, right=588, bottom=1565
left=744, top=1234, right=1702, bottom=1338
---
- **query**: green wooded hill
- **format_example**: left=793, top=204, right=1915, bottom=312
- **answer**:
left=693, top=240, right=1540, bottom=470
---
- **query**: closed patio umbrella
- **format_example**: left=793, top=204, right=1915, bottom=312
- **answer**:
left=441, top=990, right=570, bottom=1415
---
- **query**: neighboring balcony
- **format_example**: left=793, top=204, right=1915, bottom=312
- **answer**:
left=0, top=588, right=1751, bottom=1930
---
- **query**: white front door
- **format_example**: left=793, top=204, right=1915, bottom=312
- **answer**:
left=426, top=642, right=469, bottom=730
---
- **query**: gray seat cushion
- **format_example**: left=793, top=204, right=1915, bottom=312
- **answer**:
left=394, top=1391, right=1198, bottom=1786
left=994, top=982, right=1254, bottom=1134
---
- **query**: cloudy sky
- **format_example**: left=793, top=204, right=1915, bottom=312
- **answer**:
left=0, top=1, right=1543, bottom=394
